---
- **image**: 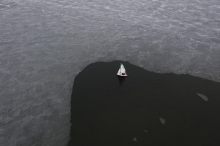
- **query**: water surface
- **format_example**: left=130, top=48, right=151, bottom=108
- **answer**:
left=69, top=61, right=220, bottom=146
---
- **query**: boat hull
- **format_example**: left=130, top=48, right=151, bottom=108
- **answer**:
left=117, top=73, right=128, bottom=77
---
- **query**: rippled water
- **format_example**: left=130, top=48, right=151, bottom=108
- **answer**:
left=0, top=0, right=220, bottom=145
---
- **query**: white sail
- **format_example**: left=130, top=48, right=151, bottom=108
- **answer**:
left=117, top=68, right=121, bottom=75
left=120, top=64, right=126, bottom=73
left=117, top=63, right=128, bottom=76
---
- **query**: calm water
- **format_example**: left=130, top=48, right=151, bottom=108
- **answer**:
left=69, top=61, right=220, bottom=146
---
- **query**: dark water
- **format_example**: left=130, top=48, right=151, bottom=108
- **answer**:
left=69, top=61, right=220, bottom=146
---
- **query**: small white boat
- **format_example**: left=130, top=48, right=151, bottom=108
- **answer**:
left=117, top=63, right=128, bottom=76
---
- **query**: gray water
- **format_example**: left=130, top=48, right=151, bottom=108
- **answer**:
left=0, top=0, right=220, bottom=145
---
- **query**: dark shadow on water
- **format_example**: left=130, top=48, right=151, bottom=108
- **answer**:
left=117, top=75, right=125, bottom=85
left=68, top=61, right=220, bottom=146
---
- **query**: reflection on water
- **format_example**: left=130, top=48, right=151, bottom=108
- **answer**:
left=159, top=117, right=166, bottom=125
left=197, top=93, right=209, bottom=101
left=133, top=137, right=137, bottom=142
left=117, top=76, right=126, bottom=85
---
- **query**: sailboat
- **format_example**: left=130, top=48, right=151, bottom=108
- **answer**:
left=117, top=63, right=128, bottom=76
